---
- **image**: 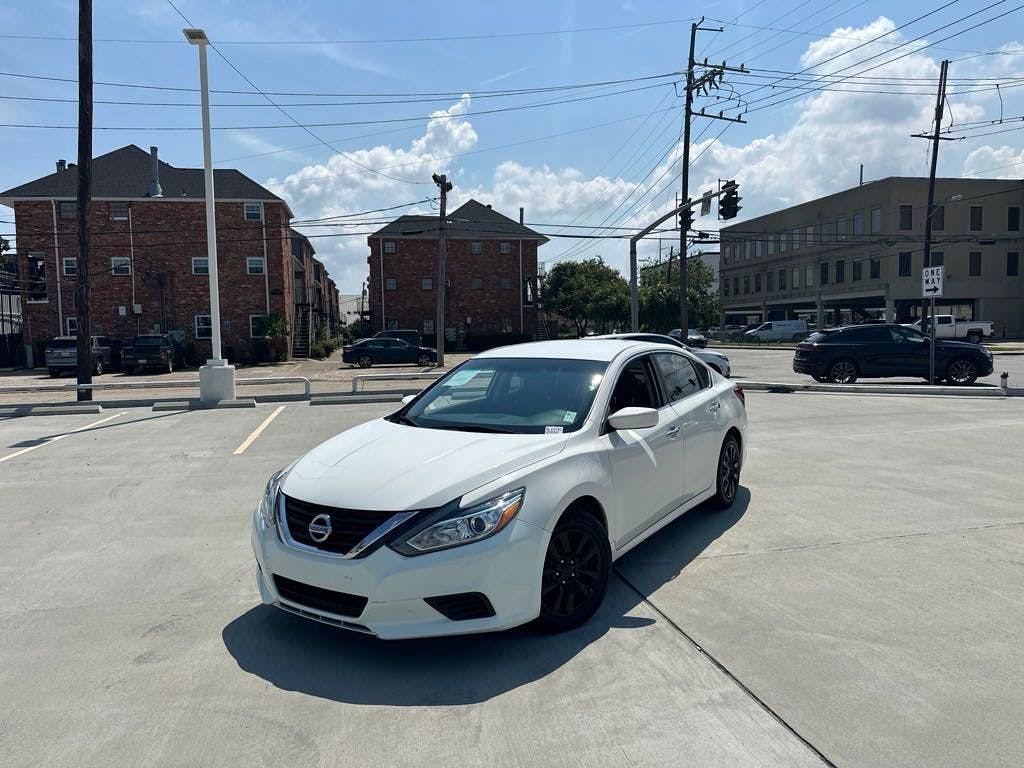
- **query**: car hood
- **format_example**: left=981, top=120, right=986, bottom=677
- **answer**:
left=281, top=418, right=569, bottom=511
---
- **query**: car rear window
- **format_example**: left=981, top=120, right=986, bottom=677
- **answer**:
left=805, top=331, right=835, bottom=343
left=133, top=336, right=166, bottom=346
left=47, top=339, right=77, bottom=349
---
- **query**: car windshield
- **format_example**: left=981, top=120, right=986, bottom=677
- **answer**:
left=397, top=357, right=607, bottom=434
left=133, top=336, right=165, bottom=346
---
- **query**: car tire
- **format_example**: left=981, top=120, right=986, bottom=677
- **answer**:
left=710, top=433, right=742, bottom=509
left=417, top=354, right=432, bottom=367
left=93, top=360, right=103, bottom=376
left=827, top=358, right=858, bottom=384
left=966, top=332, right=982, bottom=345
left=946, top=358, right=978, bottom=386
left=48, top=368, right=61, bottom=378
left=358, top=355, right=373, bottom=368
left=535, top=510, right=611, bottom=633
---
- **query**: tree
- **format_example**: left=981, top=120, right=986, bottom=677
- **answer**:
left=639, top=254, right=719, bottom=332
left=542, top=258, right=630, bottom=337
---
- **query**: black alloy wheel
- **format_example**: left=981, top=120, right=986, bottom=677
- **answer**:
left=93, top=359, right=103, bottom=376
left=358, top=355, right=373, bottom=368
left=946, top=358, right=978, bottom=385
left=48, top=368, right=61, bottom=378
left=827, top=359, right=858, bottom=384
left=536, top=511, right=610, bottom=632
left=417, top=353, right=432, bottom=367
left=711, top=433, right=742, bottom=508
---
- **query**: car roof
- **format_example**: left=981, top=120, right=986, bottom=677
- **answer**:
left=596, top=332, right=684, bottom=345
left=475, top=339, right=649, bottom=362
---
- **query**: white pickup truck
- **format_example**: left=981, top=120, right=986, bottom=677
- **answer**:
left=905, top=315, right=993, bottom=344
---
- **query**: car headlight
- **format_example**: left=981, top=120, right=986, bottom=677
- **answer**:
left=256, top=466, right=290, bottom=529
left=389, top=488, right=525, bottom=556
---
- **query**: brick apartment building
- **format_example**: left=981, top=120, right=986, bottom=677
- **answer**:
left=0, top=144, right=333, bottom=365
left=289, top=229, right=341, bottom=356
left=367, top=200, right=546, bottom=347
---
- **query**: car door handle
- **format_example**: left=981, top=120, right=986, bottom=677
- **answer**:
left=708, top=400, right=721, bottom=414
left=666, top=425, right=680, bottom=438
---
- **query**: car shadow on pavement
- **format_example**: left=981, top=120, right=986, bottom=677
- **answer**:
left=221, top=489, right=749, bottom=706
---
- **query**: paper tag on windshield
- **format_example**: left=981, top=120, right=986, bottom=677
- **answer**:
left=545, top=426, right=564, bottom=434
left=563, top=411, right=577, bottom=423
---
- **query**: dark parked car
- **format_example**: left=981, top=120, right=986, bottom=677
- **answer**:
left=374, top=329, right=422, bottom=347
left=343, top=337, right=437, bottom=368
left=121, top=334, right=177, bottom=374
left=45, top=335, right=114, bottom=377
left=668, top=328, right=707, bottom=348
left=793, top=324, right=994, bottom=385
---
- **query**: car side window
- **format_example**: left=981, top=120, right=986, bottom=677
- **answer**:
left=608, top=356, right=658, bottom=413
left=889, top=327, right=926, bottom=344
left=652, top=353, right=703, bottom=404
left=938, top=316, right=952, bottom=325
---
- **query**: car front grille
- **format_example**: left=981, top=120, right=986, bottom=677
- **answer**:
left=282, top=494, right=397, bottom=556
left=273, top=574, right=368, bottom=618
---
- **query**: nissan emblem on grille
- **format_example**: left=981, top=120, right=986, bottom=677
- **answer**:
left=308, top=513, right=332, bottom=543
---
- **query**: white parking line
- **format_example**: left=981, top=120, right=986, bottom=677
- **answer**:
left=0, top=411, right=126, bottom=464
left=233, top=405, right=286, bottom=455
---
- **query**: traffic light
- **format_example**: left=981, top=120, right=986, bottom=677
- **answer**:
left=679, top=198, right=694, bottom=232
left=719, top=181, right=741, bottom=220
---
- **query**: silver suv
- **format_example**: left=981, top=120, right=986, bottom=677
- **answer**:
left=45, top=336, right=113, bottom=378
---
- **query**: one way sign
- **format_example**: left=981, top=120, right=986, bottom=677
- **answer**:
left=922, top=265, right=944, bottom=298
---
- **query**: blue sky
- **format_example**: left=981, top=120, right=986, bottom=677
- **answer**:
left=2, top=0, right=1024, bottom=291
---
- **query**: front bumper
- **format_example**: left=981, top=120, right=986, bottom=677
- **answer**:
left=251, top=511, right=549, bottom=640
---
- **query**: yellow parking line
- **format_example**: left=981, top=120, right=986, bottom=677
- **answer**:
left=0, top=411, right=126, bottom=464
left=233, top=405, right=286, bottom=455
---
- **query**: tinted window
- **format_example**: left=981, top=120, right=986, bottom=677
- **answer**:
left=653, top=353, right=703, bottom=403
left=807, top=331, right=838, bottom=343
left=47, top=338, right=78, bottom=349
left=839, top=327, right=890, bottom=343
left=889, top=326, right=927, bottom=344
left=609, top=357, right=658, bottom=412
left=134, top=336, right=166, bottom=346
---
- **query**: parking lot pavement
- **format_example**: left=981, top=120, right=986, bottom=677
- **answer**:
left=2, top=394, right=1023, bottom=767
left=716, top=345, right=1024, bottom=386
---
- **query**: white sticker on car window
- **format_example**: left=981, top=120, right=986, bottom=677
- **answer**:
left=545, top=426, right=564, bottom=434
left=446, top=369, right=480, bottom=386
left=563, top=410, right=577, bottom=423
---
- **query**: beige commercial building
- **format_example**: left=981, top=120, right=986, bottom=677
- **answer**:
left=719, top=177, right=1024, bottom=338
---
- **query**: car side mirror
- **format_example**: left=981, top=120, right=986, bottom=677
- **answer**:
left=607, top=406, right=659, bottom=431
left=401, top=394, right=417, bottom=405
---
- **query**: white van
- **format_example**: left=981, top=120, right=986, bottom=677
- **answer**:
left=744, top=319, right=809, bottom=343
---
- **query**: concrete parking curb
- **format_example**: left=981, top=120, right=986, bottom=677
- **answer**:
left=738, top=380, right=1006, bottom=397
left=0, top=404, right=105, bottom=417
left=310, top=393, right=404, bottom=405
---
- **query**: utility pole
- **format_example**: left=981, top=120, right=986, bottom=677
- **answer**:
left=912, top=59, right=951, bottom=384
left=75, top=0, right=92, bottom=402
left=678, top=18, right=746, bottom=336
left=432, top=173, right=452, bottom=367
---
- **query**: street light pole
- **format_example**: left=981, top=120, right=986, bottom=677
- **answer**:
left=185, top=28, right=235, bottom=402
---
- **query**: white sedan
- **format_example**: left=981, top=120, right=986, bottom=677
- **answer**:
left=251, top=339, right=747, bottom=639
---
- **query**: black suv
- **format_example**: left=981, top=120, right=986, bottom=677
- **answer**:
left=121, top=334, right=177, bottom=374
left=793, top=324, right=993, bottom=385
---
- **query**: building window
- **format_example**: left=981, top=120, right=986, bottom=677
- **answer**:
left=1009, top=206, right=1021, bottom=232
left=743, top=275, right=750, bottom=294
left=853, top=259, right=863, bottom=281
left=65, top=317, right=78, bottom=336
left=932, top=205, right=945, bottom=231
left=899, top=205, right=913, bottom=231
left=385, top=278, right=397, bottom=290
left=472, top=277, right=483, bottom=289
left=109, top=202, right=129, bottom=220
left=250, top=315, right=269, bottom=338
left=778, top=269, right=786, bottom=290
left=837, top=216, right=847, bottom=240
left=767, top=236, right=775, bottom=256
left=970, top=206, right=983, bottom=232
left=471, top=242, right=482, bottom=255
left=805, top=264, right=813, bottom=288
left=523, top=277, right=535, bottom=306
left=27, top=254, right=47, bottom=301
left=1008, top=252, right=1020, bottom=276
left=500, top=242, right=512, bottom=255
left=870, top=255, right=880, bottom=279
left=779, top=232, right=787, bottom=253
left=805, top=225, right=816, bottom=247
left=819, top=262, right=829, bottom=286
left=754, top=273, right=761, bottom=292
left=792, top=228, right=801, bottom=250
left=58, top=201, right=77, bottom=220
left=743, top=241, right=750, bottom=260
left=821, top=220, right=834, bottom=243
left=899, top=252, right=912, bottom=277
left=192, top=257, right=209, bottom=275
left=63, top=257, right=77, bottom=276
left=870, top=207, right=882, bottom=234
left=500, top=277, right=512, bottom=289
left=502, top=320, right=513, bottom=334
left=766, top=270, right=774, bottom=292
left=969, top=251, right=982, bottom=277
left=110, top=256, right=131, bottom=275
left=244, top=203, right=262, bottom=221
left=853, top=212, right=864, bottom=236
left=929, top=251, right=944, bottom=267
left=247, top=257, right=265, bottom=275
left=723, top=280, right=730, bottom=297
left=835, top=260, right=845, bottom=283
left=791, top=267, right=800, bottom=289
left=195, top=314, right=212, bottom=339
left=383, top=240, right=396, bottom=254
left=421, top=277, right=433, bottom=290
left=386, top=319, right=400, bottom=330
left=753, top=240, right=762, bottom=258
left=423, top=319, right=434, bottom=334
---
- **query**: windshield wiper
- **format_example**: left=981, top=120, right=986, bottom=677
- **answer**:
left=389, top=414, right=418, bottom=427
left=432, top=423, right=518, bottom=434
